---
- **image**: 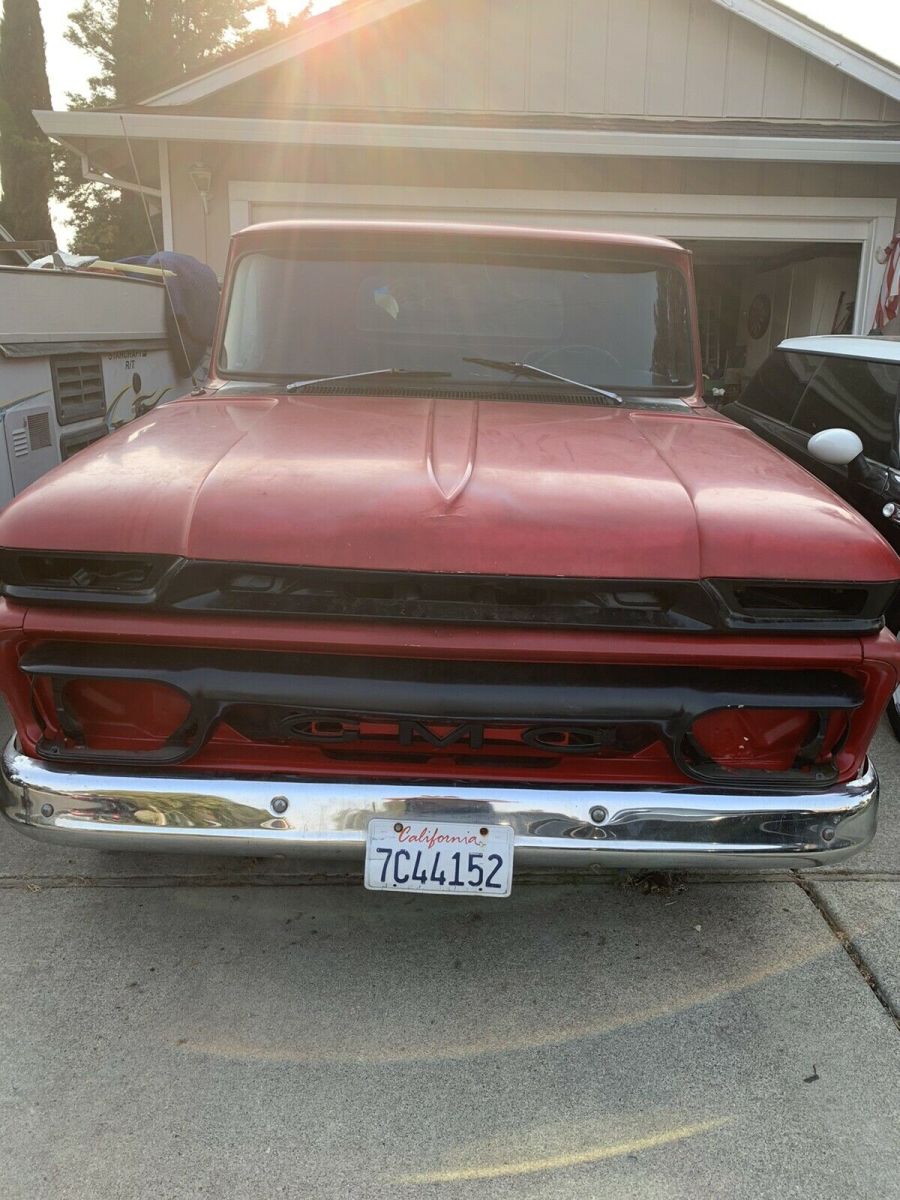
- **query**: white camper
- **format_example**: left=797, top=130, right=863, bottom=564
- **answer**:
left=0, top=260, right=193, bottom=505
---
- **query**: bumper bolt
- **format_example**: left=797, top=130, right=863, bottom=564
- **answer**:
left=270, top=796, right=289, bottom=815
left=590, top=806, right=608, bottom=825
left=40, top=803, right=54, bottom=819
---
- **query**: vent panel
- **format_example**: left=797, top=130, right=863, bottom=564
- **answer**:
left=51, top=355, right=106, bottom=426
left=26, top=411, right=51, bottom=451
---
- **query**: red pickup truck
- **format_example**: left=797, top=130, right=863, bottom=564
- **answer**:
left=0, top=221, right=897, bottom=895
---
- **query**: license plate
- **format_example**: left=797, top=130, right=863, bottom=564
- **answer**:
left=364, top=818, right=514, bottom=897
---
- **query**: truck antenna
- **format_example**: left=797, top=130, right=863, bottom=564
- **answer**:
left=118, top=115, right=200, bottom=392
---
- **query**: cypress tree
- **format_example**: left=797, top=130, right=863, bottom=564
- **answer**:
left=112, top=0, right=151, bottom=105
left=0, top=0, right=55, bottom=242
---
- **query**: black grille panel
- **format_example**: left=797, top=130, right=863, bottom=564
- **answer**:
left=165, top=563, right=719, bottom=631
left=711, top=578, right=895, bottom=630
left=303, top=384, right=621, bottom=406
left=0, top=549, right=895, bottom=633
left=4, top=552, right=169, bottom=598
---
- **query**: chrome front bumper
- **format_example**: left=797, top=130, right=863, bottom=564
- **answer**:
left=0, top=739, right=878, bottom=871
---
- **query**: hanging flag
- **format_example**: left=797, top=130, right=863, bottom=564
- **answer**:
left=874, top=235, right=900, bottom=330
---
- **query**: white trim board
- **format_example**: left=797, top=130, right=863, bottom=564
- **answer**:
left=34, top=109, right=900, bottom=166
left=228, top=182, right=897, bottom=335
left=158, top=141, right=174, bottom=251
left=134, top=0, right=900, bottom=108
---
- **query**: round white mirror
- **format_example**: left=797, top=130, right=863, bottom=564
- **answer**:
left=807, top=428, right=864, bottom=467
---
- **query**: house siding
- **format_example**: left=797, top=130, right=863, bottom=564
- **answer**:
left=222, top=0, right=900, bottom=122
left=166, top=141, right=900, bottom=276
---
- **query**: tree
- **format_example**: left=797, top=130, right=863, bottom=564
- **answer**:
left=59, top=0, right=275, bottom=257
left=112, top=0, right=150, bottom=105
left=66, top=0, right=262, bottom=105
left=0, top=0, right=55, bottom=242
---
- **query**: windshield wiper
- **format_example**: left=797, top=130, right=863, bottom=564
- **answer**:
left=462, top=357, right=622, bottom=403
left=286, top=368, right=453, bottom=393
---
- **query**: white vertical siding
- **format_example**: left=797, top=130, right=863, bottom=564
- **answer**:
left=802, top=57, right=844, bottom=119
left=527, top=0, right=570, bottom=113
left=723, top=18, right=768, bottom=117
left=567, top=0, right=609, bottom=114
left=762, top=39, right=806, bottom=117
left=268, top=0, right=898, bottom=122
left=605, top=0, right=649, bottom=115
left=442, top=0, right=488, bottom=110
left=842, top=78, right=888, bottom=120
left=404, top=4, right=446, bottom=108
left=683, top=0, right=731, bottom=117
left=484, top=0, right=528, bottom=110
left=644, top=0, right=690, bottom=117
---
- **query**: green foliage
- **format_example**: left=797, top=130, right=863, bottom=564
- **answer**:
left=66, top=0, right=257, bottom=106
left=58, top=0, right=312, bottom=257
left=55, top=150, right=158, bottom=259
left=0, top=0, right=55, bottom=242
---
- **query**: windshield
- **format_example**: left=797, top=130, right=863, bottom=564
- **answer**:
left=219, top=251, right=696, bottom=393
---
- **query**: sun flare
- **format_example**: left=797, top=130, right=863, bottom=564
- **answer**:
left=256, top=0, right=344, bottom=24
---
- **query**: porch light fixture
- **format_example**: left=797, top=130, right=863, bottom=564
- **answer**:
left=189, top=162, right=213, bottom=215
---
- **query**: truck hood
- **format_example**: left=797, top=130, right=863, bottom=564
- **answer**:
left=1, top=394, right=896, bottom=582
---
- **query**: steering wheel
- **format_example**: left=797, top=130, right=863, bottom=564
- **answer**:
left=525, top=344, right=622, bottom=377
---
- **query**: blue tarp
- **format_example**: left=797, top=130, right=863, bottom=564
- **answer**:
left=119, top=252, right=219, bottom=374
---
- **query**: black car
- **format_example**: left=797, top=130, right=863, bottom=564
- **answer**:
left=724, top=335, right=900, bottom=733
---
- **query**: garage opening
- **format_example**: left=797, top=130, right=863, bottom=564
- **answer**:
left=684, top=240, right=862, bottom=399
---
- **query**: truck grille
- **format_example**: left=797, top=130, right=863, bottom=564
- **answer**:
left=22, top=642, right=861, bottom=789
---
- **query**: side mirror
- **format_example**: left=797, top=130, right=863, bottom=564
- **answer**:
left=807, top=428, right=864, bottom=467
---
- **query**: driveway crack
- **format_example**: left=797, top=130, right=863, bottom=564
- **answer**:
left=796, top=875, right=900, bottom=1033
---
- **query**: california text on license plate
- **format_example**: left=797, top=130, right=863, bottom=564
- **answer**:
left=364, top=818, right=514, bottom=897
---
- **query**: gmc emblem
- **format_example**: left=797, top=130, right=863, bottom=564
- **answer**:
left=282, top=716, right=615, bottom=754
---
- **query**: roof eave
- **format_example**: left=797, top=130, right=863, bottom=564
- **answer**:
left=33, top=109, right=900, bottom=165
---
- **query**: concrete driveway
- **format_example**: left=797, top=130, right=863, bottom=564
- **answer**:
left=2, top=709, right=899, bottom=1200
